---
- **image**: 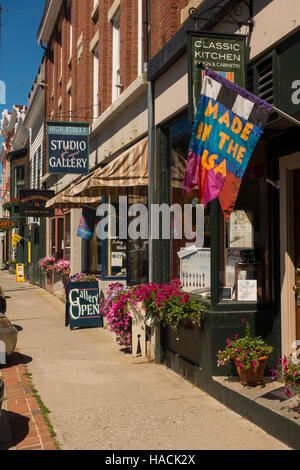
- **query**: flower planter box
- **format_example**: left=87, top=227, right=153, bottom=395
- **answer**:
left=161, top=323, right=202, bottom=367
left=130, top=303, right=146, bottom=357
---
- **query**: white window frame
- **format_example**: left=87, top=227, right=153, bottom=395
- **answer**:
left=112, top=9, right=121, bottom=102
left=92, top=43, right=99, bottom=120
left=138, top=0, right=143, bottom=75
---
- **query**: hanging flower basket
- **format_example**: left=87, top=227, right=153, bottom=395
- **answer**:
left=55, top=259, right=71, bottom=276
left=38, top=256, right=56, bottom=273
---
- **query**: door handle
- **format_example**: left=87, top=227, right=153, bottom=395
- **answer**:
left=293, top=285, right=300, bottom=292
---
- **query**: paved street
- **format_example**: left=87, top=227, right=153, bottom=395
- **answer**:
left=0, top=271, right=290, bottom=450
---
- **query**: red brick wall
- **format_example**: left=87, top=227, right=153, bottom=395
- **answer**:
left=149, top=0, right=189, bottom=58
left=45, top=0, right=142, bottom=129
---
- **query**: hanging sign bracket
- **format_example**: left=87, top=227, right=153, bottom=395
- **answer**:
left=189, top=0, right=254, bottom=33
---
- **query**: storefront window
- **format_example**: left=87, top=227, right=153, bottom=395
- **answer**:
left=89, top=187, right=148, bottom=282
left=170, top=115, right=211, bottom=298
left=65, top=213, right=71, bottom=261
left=49, top=210, right=71, bottom=261
left=127, top=189, right=148, bottom=285
left=89, top=226, right=102, bottom=274
left=219, top=144, right=269, bottom=302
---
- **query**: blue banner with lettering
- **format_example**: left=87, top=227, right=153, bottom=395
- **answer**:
left=65, top=281, right=103, bottom=330
left=47, top=122, right=89, bottom=174
left=77, top=207, right=96, bottom=240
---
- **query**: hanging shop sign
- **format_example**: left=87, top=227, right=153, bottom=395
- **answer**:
left=65, top=281, right=103, bottom=330
left=19, top=190, right=55, bottom=218
left=187, top=31, right=246, bottom=122
left=77, top=207, right=96, bottom=240
left=12, top=234, right=23, bottom=247
left=0, top=219, right=15, bottom=230
left=47, top=121, right=90, bottom=175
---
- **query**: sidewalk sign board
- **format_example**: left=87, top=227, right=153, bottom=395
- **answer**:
left=16, top=264, right=24, bottom=283
left=65, top=281, right=103, bottom=330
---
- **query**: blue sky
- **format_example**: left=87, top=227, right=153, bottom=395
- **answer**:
left=1, top=0, right=46, bottom=112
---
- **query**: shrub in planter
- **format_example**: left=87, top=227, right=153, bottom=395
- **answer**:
left=217, top=318, right=273, bottom=386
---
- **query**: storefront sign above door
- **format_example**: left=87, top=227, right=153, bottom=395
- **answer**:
left=19, top=190, right=55, bottom=218
left=187, top=31, right=246, bottom=122
left=47, top=121, right=90, bottom=175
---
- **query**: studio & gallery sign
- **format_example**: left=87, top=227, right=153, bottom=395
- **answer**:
left=188, top=31, right=246, bottom=121
left=47, top=121, right=90, bottom=174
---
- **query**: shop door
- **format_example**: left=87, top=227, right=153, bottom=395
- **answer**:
left=294, top=169, right=300, bottom=341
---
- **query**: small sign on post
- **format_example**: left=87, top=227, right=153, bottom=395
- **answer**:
left=65, top=281, right=103, bottom=330
left=16, top=264, right=24, bottom=283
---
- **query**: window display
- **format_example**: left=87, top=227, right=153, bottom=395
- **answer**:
left=219, top=146, right=268, bottom=302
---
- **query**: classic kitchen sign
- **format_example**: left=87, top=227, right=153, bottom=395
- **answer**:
left=19, top=190, right=55, bottom=218
left=188, top=31, right=246, bottom=122
left=65, top=281, right=103, bottom=330
left=47, top=121, right=90, bottom=175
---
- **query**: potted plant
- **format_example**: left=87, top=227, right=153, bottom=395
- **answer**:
left=217, top=318, right=273, bottom=386
left=38, top=256, right=56, bottom=273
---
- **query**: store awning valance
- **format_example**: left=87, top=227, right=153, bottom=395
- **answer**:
left=71, top=137, right=148, bottom=197
left=45, top=175, right=101, bottom=209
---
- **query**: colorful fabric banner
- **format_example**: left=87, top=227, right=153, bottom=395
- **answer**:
left=77, top=207, right=96, bottom=240
left=184, top=69, right=272, bottom=221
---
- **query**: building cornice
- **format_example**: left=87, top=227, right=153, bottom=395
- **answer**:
left=37, top=0, right=64, bottom=45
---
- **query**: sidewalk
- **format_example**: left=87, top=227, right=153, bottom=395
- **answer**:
left=0, top=271, right=291, bottom=450
left=0, top=352, right=57, bottom=450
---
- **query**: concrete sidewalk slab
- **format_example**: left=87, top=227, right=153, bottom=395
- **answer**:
left=0, top=271, right=291, bottom=450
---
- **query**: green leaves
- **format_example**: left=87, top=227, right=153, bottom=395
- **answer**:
left=217, top=321, right=273, bottom=370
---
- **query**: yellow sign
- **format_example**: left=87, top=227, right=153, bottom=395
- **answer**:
left=12, top=234, right=23, bottom=247
left=16, top=264, right=24, bottom=283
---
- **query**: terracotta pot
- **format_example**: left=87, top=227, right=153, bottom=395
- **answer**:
left=236, top=356, right=268, bottom=386
left=62, top=268, right=70, bottom=275
left=47, top=265, right=55, bottom=271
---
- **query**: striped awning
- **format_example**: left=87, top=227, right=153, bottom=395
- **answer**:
left=46, top=136, right=186, bottom=208
left=45, top=175, right=101, bottom=208
left=71, top=137, right=148, bottom=197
